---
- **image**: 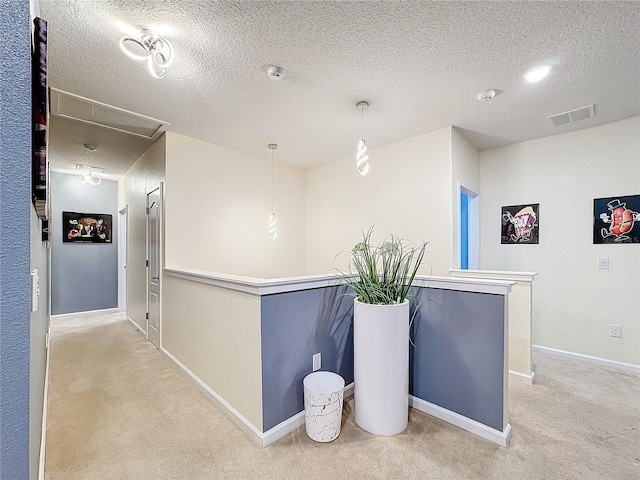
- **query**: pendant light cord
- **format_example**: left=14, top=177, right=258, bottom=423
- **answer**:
left=271, top=149, right=274, bottom=213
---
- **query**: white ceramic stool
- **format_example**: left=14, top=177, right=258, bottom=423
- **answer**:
left=303, top=371, right=345, bottom=442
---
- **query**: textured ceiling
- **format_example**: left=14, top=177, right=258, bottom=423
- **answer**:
left=42, top=1, right=640, bottom=176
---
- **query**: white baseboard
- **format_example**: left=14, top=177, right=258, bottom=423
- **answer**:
left=409, top=395, right=511, bottom=447
left=154, top=350, right=514, bottom=450
left=509, top=369, right=535, bottom=385
left=38, top=325, right=52, bottom=480
left=50, top=307, right=120, bottom=319
left=533, top=345, right=640, bottom=374
left=159, top=347, right=266, bottom=446
left=127, top=316, right=146, bottom=335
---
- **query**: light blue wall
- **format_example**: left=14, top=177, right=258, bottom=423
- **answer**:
left=0, top=0, right=33, bottom=477
left=50, top=172, right=118, bottom=314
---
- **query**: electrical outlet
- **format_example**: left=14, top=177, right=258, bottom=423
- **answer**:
left=313, top=353, right=321, bottom=371
left=597, top=257, right=609, bottom=270
left=609, top=324, right=622, bottom=338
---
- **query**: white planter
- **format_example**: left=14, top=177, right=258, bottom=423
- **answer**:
left=353, top=298, right=409, bottom=435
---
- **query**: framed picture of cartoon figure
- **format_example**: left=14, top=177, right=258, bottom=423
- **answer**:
left=501, top=204, right=539, bottom=244
left=594, top=195, right=640, bottom=244
left=62, top=212, right=112, bottom=243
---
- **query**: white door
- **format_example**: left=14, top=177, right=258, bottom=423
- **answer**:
left=118, top=206, right=127, bottom=313
left=146, top=185, right=162, bottom=348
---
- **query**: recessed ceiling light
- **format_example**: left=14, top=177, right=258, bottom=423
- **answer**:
left=524, top=65, right=551, bottom=83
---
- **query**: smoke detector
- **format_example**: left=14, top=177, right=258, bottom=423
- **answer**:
left=477, top=90, right=496, bottom=102
left=267, top=65, right=285, bottom=80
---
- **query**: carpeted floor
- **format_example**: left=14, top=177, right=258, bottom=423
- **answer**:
left=44, top=312, right=640, bottom=479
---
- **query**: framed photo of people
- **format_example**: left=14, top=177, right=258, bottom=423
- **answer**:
left=62, top=212, right=112, bottom=243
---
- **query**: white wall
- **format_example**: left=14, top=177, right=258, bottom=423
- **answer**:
left=305, top=127, right=452, bottom=276
left=118, top=135, right=166, bottom=332
left=162, top=275, right=263, bottom=431
left=164, top=132, right=306, bottom=278
left=451, top=127, right=481, bottom=269
left=480, top=117, right=640, bottom=366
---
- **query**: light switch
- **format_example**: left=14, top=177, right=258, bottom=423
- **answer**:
left=597, top=257, right=609, bottom=270
left=31, top=269, right=40, bottom=312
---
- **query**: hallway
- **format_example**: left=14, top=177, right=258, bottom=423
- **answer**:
left=44, top=312, right=640, bottom=479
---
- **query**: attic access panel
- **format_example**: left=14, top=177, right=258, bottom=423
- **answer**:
left=49, top=88, right=169, bottom=140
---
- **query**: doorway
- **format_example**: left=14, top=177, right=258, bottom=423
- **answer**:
left=459, top=186, right=479, bottom=270
left=146, top=184, right=162, bottom=348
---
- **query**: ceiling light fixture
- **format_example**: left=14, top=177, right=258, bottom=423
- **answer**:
left=524, top=64, right=551, bottom=83
left=119, top=29, right=174, bottom=79
left=355, top=100, right=370, bottom=176
left=76, top=164, right=103, bottom=186
left=267, top=143, right=278, bottom=239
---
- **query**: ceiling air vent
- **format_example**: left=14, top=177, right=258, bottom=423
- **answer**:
left=49, top=88, right=169, bottom=140
left=547, top=104, right=595, bottom=127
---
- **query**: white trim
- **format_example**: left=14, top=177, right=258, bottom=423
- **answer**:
left=127, top=316, right=146, bottom=335
left=156, top=347, right=515, bottom=449
left=37, top=326, right=52, bottom=480
left=450, top=269, right=538, bottom=283
left=160, top=345, right=358, bottom=448
left=163, top=268, right=343, bottom=295
left=50, top=307, right=119, bottom=319
left=164, top=268, right=514, bottom=297
left=509, top=369, right=535, bottom=385
left=409, top=395, right=511, bottom=447
left=118, top=205, right=128, bottom=314
left=160, top=347, right=266, bottom=446
left=533, top=345, right=640, bottom=373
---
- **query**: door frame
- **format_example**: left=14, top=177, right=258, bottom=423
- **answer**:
left=146, top=182, right=163, bottom=347
left=457, top=183, right=480, bottom=270
left=118, top=205, right=128, bottom=314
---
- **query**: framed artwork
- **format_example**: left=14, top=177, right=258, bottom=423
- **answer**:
left=32, top=17, right=48, bottom=220
left=501, top=204, right=539, bottom=244
left=594, top=195, right=640, bottom=244
left=62, top=212, right=112, bottom=243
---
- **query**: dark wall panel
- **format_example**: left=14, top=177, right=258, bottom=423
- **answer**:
left=261, top=285, right=354, bottom=432
left=410, top=287, right=505, bottom=431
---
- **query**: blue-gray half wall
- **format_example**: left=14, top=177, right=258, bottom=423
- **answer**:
left=51, top=172, right=118, bottom=314
left=261, top=286, right=354, bottom=432
left=260, top=286, right=505, bottom=433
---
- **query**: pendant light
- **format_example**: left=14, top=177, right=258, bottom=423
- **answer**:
left=268, top=143, right=278, bottom=239
left=356, top=100, right=370, bottom=175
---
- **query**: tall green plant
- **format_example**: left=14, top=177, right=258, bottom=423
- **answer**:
left=337, top=226, right=428, bottom=305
